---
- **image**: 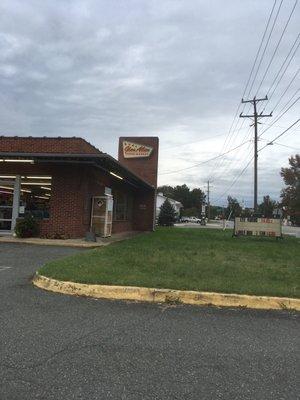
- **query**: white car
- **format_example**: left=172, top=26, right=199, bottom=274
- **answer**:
left=181, top=216, right=202, bottom=223
left=189, top=216, right=202, bottom=223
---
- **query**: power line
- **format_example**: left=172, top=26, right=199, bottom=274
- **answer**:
left=242, top=0, right=279, bottom=99
left=159, top=140, right=250, bottom=175
left=161, top=131, right=235, bottom=150
left=259, top=36, right=300, bottom=115
left=259, top=92, right=300, bottom=137
left=212, top=157, right=254, bottom=203
left=211, top=118, right=300, bottom=205
left=270, top=68, right=300, bottom=112
left=245, top=0, right=283, bottom=98
left=211, top=125, right=253, bottom=182
left=259, top=138, right=300, bottom=150
left=254, top=0, right=299, bottom=96
left=208, top=0, right=278, bottom=180
left=266, top=34, right=300, bottom=99
left=259, top=118, right=300, bottom=151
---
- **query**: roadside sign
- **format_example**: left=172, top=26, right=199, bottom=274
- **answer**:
left=234, top=217, right=282, bottom=238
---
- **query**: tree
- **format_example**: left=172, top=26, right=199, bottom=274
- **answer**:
left=172, top=184, right=191, bottom=208
left=158, top=199, right=177, bottom=226
left=258, top=195, right=276, bottom=218
left=157, top=185, right=174, bottom=199
left=157, top=184, right=206, bottom=212
left=226, top=196, right=242, bottom=219
left=209, top=205, right=224, bottom=219
left=190, top=188, right=206, bottom=210
left=280, top=154, right=300, bottom=226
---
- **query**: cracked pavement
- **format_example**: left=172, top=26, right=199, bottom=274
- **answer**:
left=0, top=243, right=299, bottom=399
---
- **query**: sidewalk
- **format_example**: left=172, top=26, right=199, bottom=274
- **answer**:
left=0, top=231, right=142, bottom=248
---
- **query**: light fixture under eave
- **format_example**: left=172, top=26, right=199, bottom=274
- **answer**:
left=0, top=186, right=31, bottom=193
left=21, top=182, right=51, bottom=186
left=41, top=186, right=51, bottom=191
left=26, top=176, right=52, bottom=179
left=110, top=171, right=123, bottom=180
left=1, top=159, right=34, bottom=163
left=34, top=195, right=49, bottom=200
left=0, top=186, right=13, bottom=191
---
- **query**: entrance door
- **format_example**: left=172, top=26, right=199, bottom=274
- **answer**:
left=0, top=180, right=14, bottom=233
left=90, top=195, right=113, bottom=237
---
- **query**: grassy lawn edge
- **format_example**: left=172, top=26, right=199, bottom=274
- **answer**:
left=39, top=228, right=300, bottom=299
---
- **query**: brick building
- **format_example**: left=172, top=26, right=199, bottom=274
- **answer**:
left=0, top=136, right=159, bottom=238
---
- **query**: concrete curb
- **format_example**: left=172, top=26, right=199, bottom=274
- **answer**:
left=0, top=231, right=143, bottom=248
left=33, top=274, right=300, bottom=311
left=0, top=237, right=103, bottom=248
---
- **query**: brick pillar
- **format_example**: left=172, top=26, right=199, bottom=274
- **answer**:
left=118, top=137, right=159, bottom=231
left=118, top=137, right=159, bottom=188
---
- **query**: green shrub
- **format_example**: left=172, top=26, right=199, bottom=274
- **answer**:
left=158, top=199, right=177, bottom=226
left=15, top=215, right=39, bottom=238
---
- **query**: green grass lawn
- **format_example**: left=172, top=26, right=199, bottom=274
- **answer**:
left=39, top=227, right=300, bottom=298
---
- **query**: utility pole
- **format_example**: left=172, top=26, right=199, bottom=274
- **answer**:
left=240, top=96, right=272, bottom=211
left=207, top=180, right=210, bottom=221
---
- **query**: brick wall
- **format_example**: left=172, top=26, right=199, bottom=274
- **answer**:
left=0, top=136, right=101, bottom=154
left=0, top=161, right=151, bottom=237
left=0, top=136, right=157, bottom=236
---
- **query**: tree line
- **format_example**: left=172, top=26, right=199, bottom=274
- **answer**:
left=157, top=184, right=206, bottom=217
left=158, top=154, right=299, bottom=225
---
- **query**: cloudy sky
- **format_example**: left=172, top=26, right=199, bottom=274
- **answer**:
left=0, top=0, right=299, bottom=206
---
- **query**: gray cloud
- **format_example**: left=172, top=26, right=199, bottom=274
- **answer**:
left=0, top=0, right=299, bottom=206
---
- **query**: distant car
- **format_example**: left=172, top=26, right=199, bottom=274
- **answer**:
left=180, top=216, right=191, bottom=223
left=181, top=216, right=202, bottom=223
left=190, top=216, right=202, bottom=223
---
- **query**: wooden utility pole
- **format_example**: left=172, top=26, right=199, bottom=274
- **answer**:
left=239, top=96, right=272, bottom=211
left=207, top=180, right=210, bottom=221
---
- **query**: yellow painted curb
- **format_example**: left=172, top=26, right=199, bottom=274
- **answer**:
left=32, top=274, right=300, bottom=311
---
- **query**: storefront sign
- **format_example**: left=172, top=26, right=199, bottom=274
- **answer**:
left=123, top=141, right=153, bottom=158
left=234, top=217, right=282, bottom=237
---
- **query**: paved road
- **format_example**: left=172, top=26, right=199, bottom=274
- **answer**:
left=0, top=243, right=299, bottom=400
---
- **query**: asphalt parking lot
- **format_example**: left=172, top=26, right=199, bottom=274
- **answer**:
left=0, top=243, right=299, bottom=400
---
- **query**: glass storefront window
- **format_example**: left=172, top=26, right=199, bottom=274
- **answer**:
left=113, top=191, right=133, bottom=221
left=20, top=176, right=52, bottom=219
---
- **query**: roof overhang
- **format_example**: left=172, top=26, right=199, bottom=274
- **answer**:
left=0, top=152, right=154, bottom=190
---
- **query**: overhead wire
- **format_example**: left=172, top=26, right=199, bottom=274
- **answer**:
left=254, top=0, right=299, bottom=97
left=212, top=120, right=300, bottom=203
left=265, top=34, right=300, bottom=99
left=228, top=0, right=296, bottom=170
left=207, top=0, right=279, bottom=180
left=159, top=140, right=251, bottom=176
left=259, top=118, right=300, bottom=150
left=259, top=91, right=300, bottom=137
left=210, top=1, right=298, bottom=204
left=217, top=96, right=300, bottom=204
left=211, top=157, right=254, bottom=204
left=270, top=71, right=300, bottom=112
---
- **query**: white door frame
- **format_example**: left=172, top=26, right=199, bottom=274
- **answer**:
left=0, top=175, right=21, bottom=234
